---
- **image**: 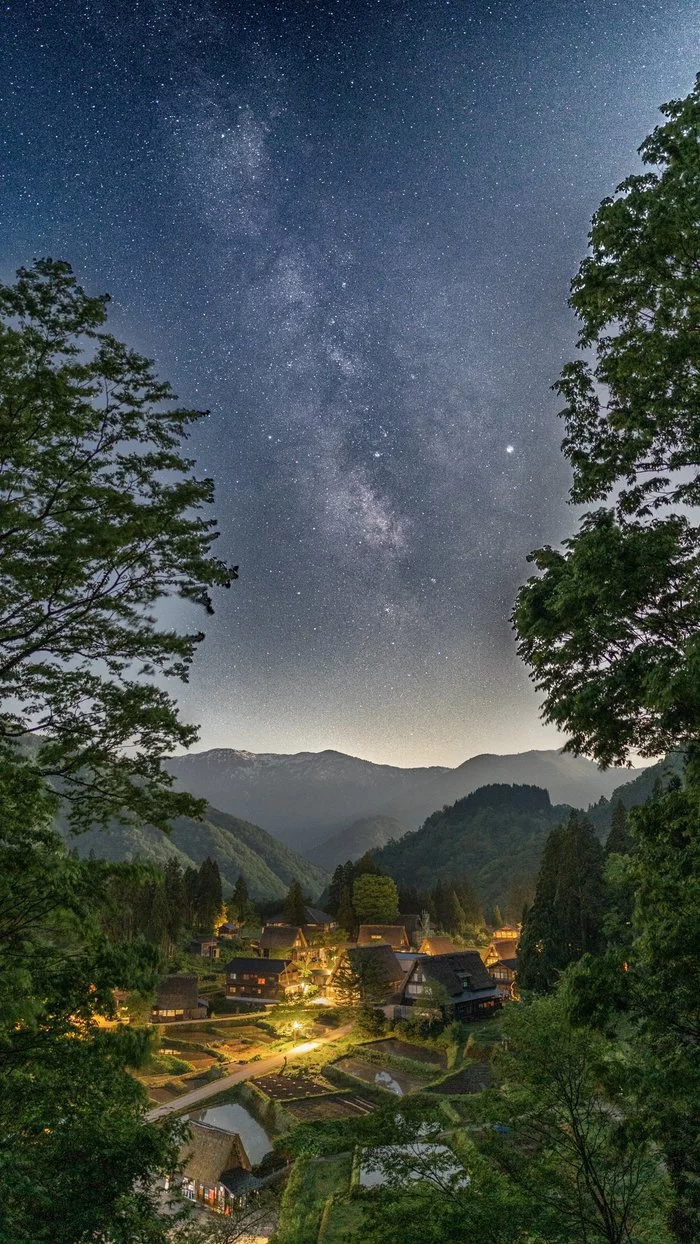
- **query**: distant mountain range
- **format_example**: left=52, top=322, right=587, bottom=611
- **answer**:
left=57, top=804, right=329, bottom=903
left=164, top=746, right=643, bottom=859
left=372, top=754, right=680, bottom=909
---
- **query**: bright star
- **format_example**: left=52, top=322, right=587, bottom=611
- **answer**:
left=506, top=445, right=515, bottom=454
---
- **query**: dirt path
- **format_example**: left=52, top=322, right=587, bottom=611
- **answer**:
left=146, top=1025, right=352, bottom=1121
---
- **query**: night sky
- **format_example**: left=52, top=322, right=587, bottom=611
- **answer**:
left=2, top=2, right=698, bottom=766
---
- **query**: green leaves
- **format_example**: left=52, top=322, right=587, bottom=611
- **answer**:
left=515, top=509, right=700, bottom=763
left=0, top=259, right=235, bottom=830
left=515, top=78, right=700, bottom=764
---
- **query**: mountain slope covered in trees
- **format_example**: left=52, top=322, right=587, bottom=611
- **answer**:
left=309, top=814, right=408, bottom=870
left=374, top=784, right=568, bottom=909
left=57, top=805, right=329, bottom=902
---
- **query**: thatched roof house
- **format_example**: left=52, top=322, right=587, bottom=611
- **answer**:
left=357, top=924, right=410, bottom=951
left=484, top=938, right=519, bottom=967
left=181, top=1122, right=250, bottom=1183
left=259, top=924, right=308, bottom=957
left=152, top=973, right=207, bottom=1021
left=418, top=935, right=461, bottom=956
left=402, top=952, right=501, bottom=1021
left=179, top=1122, right=263, bottom=1209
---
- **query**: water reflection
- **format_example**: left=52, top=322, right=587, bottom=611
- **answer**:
left=189, top=1102, right=272, bottom=1166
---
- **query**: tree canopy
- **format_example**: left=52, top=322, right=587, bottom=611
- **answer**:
left=352, top=873, right=399, bottom=923
left=514, top=77, right=700, bottom=764
left=0, top=259, right=235, bottom=830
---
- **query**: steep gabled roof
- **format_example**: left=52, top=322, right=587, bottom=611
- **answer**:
left=418, top=952, right=495, bottom=997
left=400, top=914, right=423, bottom=935
left=357, top=924, right=410, bottom=950
left=154, top=973, right=199, bottom=1010
left=418, top=936, right=461, bottom=956
left=180, top=1122, right=250, bottom=1185
left=484, top=938, right=519, bottom=966
left=304, top=905, right=335, bottom=925
left=259, top=924, right=307, bottom=950
left=225, top=957, right=291, bottom=975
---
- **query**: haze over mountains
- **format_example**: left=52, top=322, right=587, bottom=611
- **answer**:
left=56, top=804, right=329, bottom=903
left=165, top=746, right=642, bottom=857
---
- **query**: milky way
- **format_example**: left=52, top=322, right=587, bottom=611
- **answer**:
left=1, top=1, right=698, bottom=764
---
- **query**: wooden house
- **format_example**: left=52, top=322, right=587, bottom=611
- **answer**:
left=357, top=924, right=410, bottom=952
left=258, top=924, right=309, bottom=960
left=188, top=936, right=221, bottom=960
left=418, top=935, right=461, bottom=956
left=268, top=905, right=336, bottom=935
left=399, top=914, right=424, bottom=947
left=179, top=1121, right=263, bottom=1213
left=485, top=939, right=519, bottom=999
left=224, top=957, right=299, bottom=1000
left=303, top=904, right=337, bottom=931
left=401, top=952, right=501, bottom=1022
left=152, top=974, right=208, bottom=1022
left=483, top=938, right=519, bottom=968
left=491, top=925, right=521, bottom=942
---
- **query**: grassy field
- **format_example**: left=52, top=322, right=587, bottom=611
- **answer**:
left=274, top=1153, right=352, bottom=1244
left=318, top=1197, right=366, bottom=1243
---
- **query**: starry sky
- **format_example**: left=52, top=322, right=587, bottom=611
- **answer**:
left=2, top=1, right=698, bottom=767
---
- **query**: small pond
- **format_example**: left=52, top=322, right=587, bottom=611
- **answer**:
left=189, top=1102, right=273, bottom=1166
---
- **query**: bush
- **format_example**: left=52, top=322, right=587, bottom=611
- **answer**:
left=147, top=1053, right=193, bottom=1075
left=356, top=1005, right=387, bottom=1036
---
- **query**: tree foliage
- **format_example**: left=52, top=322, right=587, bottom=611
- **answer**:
left=352, top=873, right=399, bottom=923
left=514, top=79, right=700, bottom=764
left=483, top=989, right=671, bottom=1244
left=0, top=259, right=234, bottom=830
left=0, top=758, right=180, bottom=1242
left=513, top=78, right=700, bottom=1239
left=518, top=812, right=607, bottom=994
left=283, top=878, right=307, bottom=927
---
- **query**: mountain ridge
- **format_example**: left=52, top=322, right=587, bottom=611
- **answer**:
left=165, top=745, right=643, bottom=855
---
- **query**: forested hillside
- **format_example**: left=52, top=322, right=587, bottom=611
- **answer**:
left=57, top=804, right=329, bottom=902
left=374, top=783, right=566, bottom=908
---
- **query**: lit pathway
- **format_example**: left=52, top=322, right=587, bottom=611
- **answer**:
left=146, top=1024, right=352, bottom=1121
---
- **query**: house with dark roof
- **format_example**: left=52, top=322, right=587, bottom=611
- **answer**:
left=152, top=974, right=208, bottom=1022
left=188, top=936, right=220, bottom=960
left=303, top=905, right=336, bottom=929
left=357, top=924, right=410, bottom=952
left=401, top=952, right=501, bottom=1022
left=259, top=924, right=309, bottom=960
left=484, top=937, right=519, bottom=967
left=225, top=957, right=299, bottom=1000
left=484, top=938, right=519, bottom=998
left=268, top=905, right=336, bottom=934
left=399, top=913, right=424, bottom=947
left=179, top=1121, right=263, bottom=1213
left=329, top=944, right=406, bottom=1005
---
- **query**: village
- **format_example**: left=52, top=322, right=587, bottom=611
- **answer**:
left=131, top=895, right=521, bottom=1241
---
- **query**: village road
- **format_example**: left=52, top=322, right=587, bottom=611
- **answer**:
left=146, top=1024, right=352, bottom=1121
